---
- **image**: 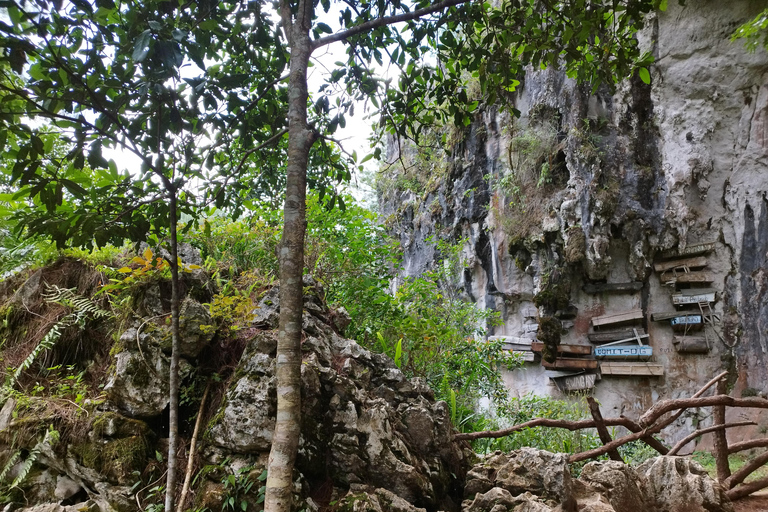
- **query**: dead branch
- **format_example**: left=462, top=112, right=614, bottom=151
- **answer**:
left=587, top=397, right=622, bottom=462
left=638, top=395, right=768, bottom=428
left=176, top=382, right=210, bottom=512
left=724, top=449, right=768, bottom=490
left=727, top=474, right=768, bottom=501
left=619, top=416, right=669, bottom=455
left=568, top=423, right=667, bottom=463
left=728, top=438, right=768, bottom=454
left=659, top=371, right=728, bottom=427
left=454, top=418, right=604, bottom=441
left=667, top=421, right=756, bottom=456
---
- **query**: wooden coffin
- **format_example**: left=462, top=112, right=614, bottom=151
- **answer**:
left=600, top=362, right=664, bottom=376
left=661, top=271, right=715, bottom=285
left=583, top=282, right=643, bottom=294
left=670, top=315, right=703, bottom=331
left=531, top=342, right=593, bottom=355
left=591, top=309, right=643, bottom=328
left=552, top=373, right=597, bottom=392
left=673, top=336, right=709, bottom=353
left=542, top=358, right=599, bottom=370
left=589, top=328, right=647, bottom=344
left=672, top=289, right=716, bottom=305
left=594, top=345, right=653, bottom=357
left=653, top=256, right=708, bottom=273
left=660, top=242, right=716, bottom=259
left=512, top=351, right=536, bottom=362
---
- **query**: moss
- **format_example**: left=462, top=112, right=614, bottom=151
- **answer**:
left=537, top=316, right=562, bottom=364
left=92, top=412, right=151, bottom=438
left=71, top=433, right=150, bottom=485
left=564, top=226, right=586, bottom=264
left=125, top=356, right=152, bottom=387
left=533, top=268, right=571, bottom=313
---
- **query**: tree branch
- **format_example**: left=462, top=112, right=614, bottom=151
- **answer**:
left=587, top=397, right=623, bottom=462
left=310, top=0, right=469, bottom=51
left=667, top=421, right=756, bottom=456
left=728, top=438, right=768, bottom=455
left=727, top=475, right=768, bottom=501
left=724, top=449, right=768, bottom=490
left=638, top=395, right=768, bottom=429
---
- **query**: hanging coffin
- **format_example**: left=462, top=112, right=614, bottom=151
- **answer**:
left=594, top=345, right=653, bottom=358
left=672, top=288, right=716, bottom=305
left=673, top=336, right=710, bottom=354
left=670, top=315, right=704, bottom=331
left=552, top=373, right=597, bottom=392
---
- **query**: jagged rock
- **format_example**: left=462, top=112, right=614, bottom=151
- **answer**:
left=464, top=449, right=575, bottom=509
left=338, top=488, right=428, bottom=512
left=10, top=269, right=42, bottom=307
left=578, top=461, right=649, bottom=512
left=208, top=332, right=277, bottom=453
left=177, top=297, right=214, bottom=358
left=103, top=344, right=170, bottom=418
left=637, top=456, right=733, bottom=512
left=461, top=487, right=553, bottom=512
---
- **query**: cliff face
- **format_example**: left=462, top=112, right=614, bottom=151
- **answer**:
left=380, top=0, right=768, bottom=444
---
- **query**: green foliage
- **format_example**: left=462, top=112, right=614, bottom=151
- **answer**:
left=0, top=425, right=59, bottom=504
left=732, top=9, right=768, bottom=52
left=222, top=467, right=267, bottom=512
left=474, top=394, right=601, bottom=456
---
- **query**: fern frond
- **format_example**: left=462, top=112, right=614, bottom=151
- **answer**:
left=8, top=446, right=38, bottom=489
left=0, top=451, right=20, bottom=483
left=42, top=285, right=111, bottom=319
left=11, top=312, right=76, bottom=382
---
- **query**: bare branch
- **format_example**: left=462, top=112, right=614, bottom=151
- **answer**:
left=639, top=395, right=768, bottom=429
left=724, top=449, right=768, bottom=490
left=727, top=475, right=768, bottom=501
left=728, top=438, right=768, bottom=455
left=311, top=0, right=469, bottom=51
left=587, top=397, right=623, bottom=462
left=667, top=421, right=756, bottom=456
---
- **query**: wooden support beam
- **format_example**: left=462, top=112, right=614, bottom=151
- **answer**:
left=587, top=397, right=623, bottom=462
left=583, top=282, right=643, bottom=294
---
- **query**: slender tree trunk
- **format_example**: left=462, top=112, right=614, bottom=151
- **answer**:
left=265, top=3, right=315, bottom=510
left=713, top=379, right=731, bottom=482
left=165, top=190, right=181, bottom=512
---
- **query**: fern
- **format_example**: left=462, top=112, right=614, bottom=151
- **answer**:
left=8, top=446, right=38, bottom=489
left=0, top=451, right=20, bottom=483
left=10, top=285, right=111, bottom=385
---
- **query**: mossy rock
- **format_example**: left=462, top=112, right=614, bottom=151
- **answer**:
left=71, top=435, right=149, bottom=485
left=91, top=412, right=152, bottom=439
left=564, top=226, right=587, bottom=264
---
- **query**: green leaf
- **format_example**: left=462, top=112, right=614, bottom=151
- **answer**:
left=638, top=67, right=651, bottom=84
left=132, top=30, right=152, bottom=62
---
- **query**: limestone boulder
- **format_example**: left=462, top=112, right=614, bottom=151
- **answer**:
left=103, top=343, right=169, bottom=418
left=464, top=449, right=575, bottom=509
left=177, top=297, right=215, bottom=358
left=637, top=456, right=734, bottom=512
left=461, top=487, right=553, bottom=512
left=578, top=460, right=649, bottom=512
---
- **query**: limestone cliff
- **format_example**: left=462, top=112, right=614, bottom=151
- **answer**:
left=379, top=0, right=768, bottom=446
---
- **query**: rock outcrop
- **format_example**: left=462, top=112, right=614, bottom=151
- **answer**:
left=462, top=452, right=733, bottom=512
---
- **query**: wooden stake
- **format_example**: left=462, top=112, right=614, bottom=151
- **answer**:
left=587, top=397, right=623, bottom=462
left=713, top=379, right=731, bottom=482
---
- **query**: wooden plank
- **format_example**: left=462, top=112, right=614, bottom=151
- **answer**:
left=594, top=345, right=653, bottom=357
left=589, top=328, right=647, bottom=343
left=553, top=373, right=596, bottom=392
left=653, top=256, right=708, bottom=273
left=662, top=271, right=715, bottom=285
left=583, top=282, right=643, bottom=294
left=542, top=358, right=599, bottom=370
left=531, top=342, right=593, bottom=355
left=673, top=336, right=710, bottom=354
left=591, top=309, right=643, bottom=327
left=672, top=291, right=716, bottom=305
left=503, top=343, right=535, bottom=351
left=661, top=242, right=716, bottom=259
left=652, top=310, right=699, bottom=321
left=512, top=351, right=536, bottom=362
left=488, top=336, right=534, bottom=345
left=677, top=287, right=717, bottom=296
left=600, top=362, right=664, bottom=376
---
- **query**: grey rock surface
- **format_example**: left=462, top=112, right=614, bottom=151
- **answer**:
left=638, top=456, right=734, bottom=512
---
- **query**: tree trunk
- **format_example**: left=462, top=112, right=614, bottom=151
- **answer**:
left=713, top=379, right=731, bottom=482
left=165, top=190, right=181, bottom=512
left=265, top=4, right=315, bottom=511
